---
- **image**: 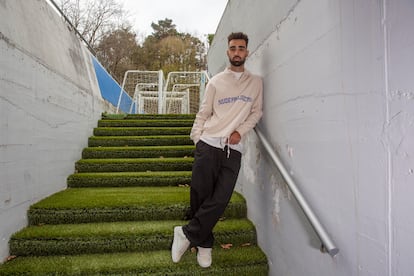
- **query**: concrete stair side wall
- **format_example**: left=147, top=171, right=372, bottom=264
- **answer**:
left=0, top=0, right=115, bottom=261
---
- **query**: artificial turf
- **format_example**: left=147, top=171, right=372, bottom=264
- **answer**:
left=101, top=113, right=196, bottom=120
left=81, top=145, right=195, bottom=159
left=74, top=157, right=194, bottom=172
left=0, top=246, right=268, bottom=275
left=93, top=127, right=192, bottom=136
left=88, top=135, right=193, bottom=147
left=97, top=119, right=195, bottom=127
left=0, top=113, right=268, bottom=275
left=28, top=187, right=247, bottom=225
left=67, top=171, right=192, bottom=188
left=10, top=219, right=256, bottom=256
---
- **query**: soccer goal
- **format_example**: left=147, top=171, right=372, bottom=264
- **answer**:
left=116, top=70, right=209, bottom=114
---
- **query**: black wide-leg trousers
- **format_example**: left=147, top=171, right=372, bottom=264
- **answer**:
left=183, top=140, right=242, bottom=248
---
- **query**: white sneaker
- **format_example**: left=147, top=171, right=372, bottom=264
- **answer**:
left=197, top=247, right=212, bottom=268
left=171, top=226, right=190, bottom=263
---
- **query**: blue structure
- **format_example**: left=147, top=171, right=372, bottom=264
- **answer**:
left=92, top=56, right=134, bottom=113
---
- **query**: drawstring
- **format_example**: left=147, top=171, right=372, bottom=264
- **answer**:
left=226, top=136, right=230, bottom=158
left=220, top=137, right=231, bottom=159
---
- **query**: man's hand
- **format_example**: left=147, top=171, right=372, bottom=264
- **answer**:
left=228, top=131, right=241, bottom=145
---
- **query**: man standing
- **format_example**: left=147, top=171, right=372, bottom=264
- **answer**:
left=171, top=32, right=263, bottom=268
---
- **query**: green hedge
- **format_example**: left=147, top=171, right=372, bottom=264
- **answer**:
left=98, top=119, right=194, bottom=127
left=74, top=157, right=194, bottom=173
left=16, top=218, right=253, bottom=239
left=102, top=113, right=196, bottom=120
left=88, top=135, right=193, bottom=147
left=67, top=171, right=192, bottom=188
left=93, top=127, right=192, bottom=137
left=30, top=187, right=190, bottom=208
left=28, top=202, right=246, bottom=225
left=28, top=187, right=246, bottom=225
left=0, top=246, right=268, bottom=275
left=28, top=205, right=188, bottom=225
left=81, top=145, right=195, bottom=159
left=10, top=219, right=256, bottom=256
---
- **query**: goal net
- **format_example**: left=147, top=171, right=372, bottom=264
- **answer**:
left=118, top=70, right=209, bottom=114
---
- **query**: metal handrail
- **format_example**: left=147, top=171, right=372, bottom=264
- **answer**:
left=254, top=127, right=339, bottom=257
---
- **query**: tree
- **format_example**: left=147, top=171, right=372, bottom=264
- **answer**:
left=95, top=27, right=139, bottom=82
left=150, top=18, right=179, bottom=40
left=56, top=3, right=208, bottom=81
left=207, top=34, right=215, bottom=47
left=133, top=19, right=207, bottom=75
left=57, top=0, right=128, bottom=48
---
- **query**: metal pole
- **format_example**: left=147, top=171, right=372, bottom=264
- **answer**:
left=254, top=127, right=339, bottom=257
left=116, top=71, right=129, bottom=114
left=158, top=70, right=164, bottom=114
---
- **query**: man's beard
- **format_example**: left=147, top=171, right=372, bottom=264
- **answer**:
left=229, top=57, right=245, bottom=67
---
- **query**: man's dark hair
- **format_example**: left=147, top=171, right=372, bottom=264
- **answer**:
left=227, top=32, right=249, bottom=47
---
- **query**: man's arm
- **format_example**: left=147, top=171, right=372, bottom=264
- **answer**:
left=235, top=81, right=263, bottom=138
left=190, top=83, right=215, bottom=144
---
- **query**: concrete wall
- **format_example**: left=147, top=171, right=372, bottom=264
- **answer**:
left=209, top=0, right=414, bottom=275
left=0, top=0, right=115, bottom=261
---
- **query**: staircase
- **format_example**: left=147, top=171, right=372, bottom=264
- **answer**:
left=0, top=113, right=268, bottom=275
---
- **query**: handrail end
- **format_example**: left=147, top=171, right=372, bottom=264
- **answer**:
left=328, top=248, right=339, bottom=257
left=321, top=244, right=339, bottom=257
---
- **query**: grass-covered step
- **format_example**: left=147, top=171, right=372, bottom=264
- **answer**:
left=93, top=127, right=192, bottom=137
left=82, top=145, right=195, bottom=159
left=102, top=113, right=196, bottom=120
left=98, top=119, right=194, bottom=128
left=28, top=187, right=247, bottom=225
left=0, top=246, right=268, bottom=275
left=75, top=157, right=194, bottom=173
left=67, top=171, right=192, bottom=188
left=0, top=112, right=269, bottom=274
left=10, top=219, right=256, bottom=256
left=88, top=135, right=193, bottom=147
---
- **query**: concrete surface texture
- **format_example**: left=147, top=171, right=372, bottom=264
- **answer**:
left=0, top=0, right=115, bottom=261
left=209, top=0, right=414, bottom=275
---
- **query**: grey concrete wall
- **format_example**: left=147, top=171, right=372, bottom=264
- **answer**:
left=209, top=0, right=414, bottom=275
left=0, top=0, right=115, bottom=261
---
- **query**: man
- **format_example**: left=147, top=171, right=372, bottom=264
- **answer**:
left=171, top=32, right=263, bottom=268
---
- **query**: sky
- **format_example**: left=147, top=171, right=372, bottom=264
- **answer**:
left=120, top=0, right=228, bottom=40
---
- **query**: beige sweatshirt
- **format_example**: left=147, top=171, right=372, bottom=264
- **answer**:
left=190, top=68, right=263, bottom=145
